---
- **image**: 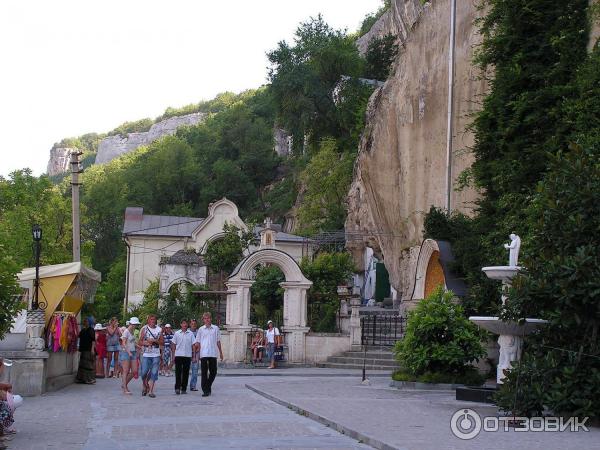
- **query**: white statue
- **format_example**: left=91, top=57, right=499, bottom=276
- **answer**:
left=497, top=334, right=522, bottom=383
left=504, top=233, right=521, bottom=267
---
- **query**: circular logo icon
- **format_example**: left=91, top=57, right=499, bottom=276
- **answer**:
left=450, top=408, right=482, bottom=440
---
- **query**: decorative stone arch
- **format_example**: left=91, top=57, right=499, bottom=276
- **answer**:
left=412, top=239, right=467, bottom=301
left=224, top=248, right=312, bottom=363
left=413, top=239, right=443, bottom=300
left=164, top=277, right=195, bottom=294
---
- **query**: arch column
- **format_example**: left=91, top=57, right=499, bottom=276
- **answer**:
left=224, top=279, right=253, bottom=363
left=281, top=281, right=312, bottom=363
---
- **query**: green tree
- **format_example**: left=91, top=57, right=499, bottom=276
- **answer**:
left=297, top=139, right=355, bottom=234
left=0, top=247, right=21, bottom=340
left=494, top=144, right=600, bottom=418
left=267, top=15, right=365, bottom=151
left=250, top=265, right=285, bottom=326
left=365, top=33, right=398, bottom=80
left=204, top=223, right=255, bottom=275
left=300, top=252, right=355, bottom=332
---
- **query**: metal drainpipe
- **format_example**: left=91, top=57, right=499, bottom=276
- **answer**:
left=445, top=0, right=457, bottom=212
left=123, top=237, right=131, bottom=318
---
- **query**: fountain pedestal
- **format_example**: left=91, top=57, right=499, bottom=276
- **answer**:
left=470, top=265, right=547, bottom=384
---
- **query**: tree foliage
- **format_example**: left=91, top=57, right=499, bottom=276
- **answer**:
left=0, top=246, right=21, bottom=340
left=297, top=139, right=355, bottom=235
left=204, top=223, right=255, bottom=275
left=394, top=287, right=486, bottom=378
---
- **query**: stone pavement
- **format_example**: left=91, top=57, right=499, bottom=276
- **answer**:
left=3, top=371, right=372, bottom=450
left=3, top=369, right=599, bottom=450
left=246, top=376, right=600, bottom=450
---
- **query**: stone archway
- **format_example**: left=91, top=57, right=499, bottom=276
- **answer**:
left=224, top=248, right=312, bottom=363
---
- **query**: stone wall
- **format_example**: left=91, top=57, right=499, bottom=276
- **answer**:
left=304, top=333, right=351, bottom=364
left=95, top=112, right=206, bottom=164
left=346, top=0, right=487, bottom=300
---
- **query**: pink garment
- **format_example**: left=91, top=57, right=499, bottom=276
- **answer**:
left=53, top=317, right=62, bottom=352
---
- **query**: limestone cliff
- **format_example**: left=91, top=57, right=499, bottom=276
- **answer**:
left=47, top=147, right=75, bottom=177
left=346, top=0, right=487, bottom=300
left=94, top=112, right=205, bottom=164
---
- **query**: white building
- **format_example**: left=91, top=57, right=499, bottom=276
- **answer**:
left=122, top=198, right=308, bottom=308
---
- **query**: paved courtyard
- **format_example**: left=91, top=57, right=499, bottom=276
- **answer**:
left=2, top=369, right=599, bottom=450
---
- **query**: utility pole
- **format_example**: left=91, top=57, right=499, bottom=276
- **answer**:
left=70, top=151, right=83, bottom=262
left=445, top=0, right=457, bottom=213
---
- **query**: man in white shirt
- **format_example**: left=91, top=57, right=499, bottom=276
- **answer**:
left=171, top=319, right=195, bottom=395
left=193, top=312, right=223, bottom=397
left=139, top=314, right=163, bottom=398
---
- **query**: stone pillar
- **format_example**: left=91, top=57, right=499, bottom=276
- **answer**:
left=25, top=309, right=46, bottom=352
left=280, top=282, right=311, bottom=328
left=225, top=280, right=253, bottom=326
left=349, top=296, right=362, bottom=350
left=224, top=280, right=254, bottom=363
left=284, top=326, right=310, bottom=363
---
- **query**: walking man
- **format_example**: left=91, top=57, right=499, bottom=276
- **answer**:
left=189, top=319, right=199, bottom=391
left=139, top=314, right=163, bottom=398
left=193, top=312, right=223, bottom=397
left=172, top=319, right=194, bottom=395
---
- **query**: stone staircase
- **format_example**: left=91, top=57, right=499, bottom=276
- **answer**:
left=316, top=349, right=399, bottom=371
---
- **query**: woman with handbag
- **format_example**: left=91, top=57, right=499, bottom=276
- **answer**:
left=265, top=320, right=281, bottom=369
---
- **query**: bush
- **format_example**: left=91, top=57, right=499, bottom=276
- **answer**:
left=394, top=287, right=486, bottom=378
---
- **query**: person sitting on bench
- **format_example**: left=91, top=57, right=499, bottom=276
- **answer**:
left=250, top=330, right=265, bottom=363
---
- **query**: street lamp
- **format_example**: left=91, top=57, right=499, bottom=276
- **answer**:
left=31, top=224, right=43, bottom=310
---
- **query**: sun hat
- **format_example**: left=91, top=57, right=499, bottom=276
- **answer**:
left=125, top=321, right=130, bottom=326
left=164, top=323, right=172, bottom=328
left=94, top=324, right=106, bottom=330
left=129, top=317, right=141, bottom=325
left=267, top=320, right=273, bottom=325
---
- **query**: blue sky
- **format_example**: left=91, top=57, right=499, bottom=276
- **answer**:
left=0, top=0, right=381, bottom=177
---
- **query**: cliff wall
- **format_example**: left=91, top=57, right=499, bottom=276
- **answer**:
left=47, top=147, right=76, bottom=177
left=346, top=0, right=487, bottom=300
left=94, top=112, right=205, bottom=164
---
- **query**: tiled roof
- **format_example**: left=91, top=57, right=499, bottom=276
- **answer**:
left=164, top=249, right=205, bottom=266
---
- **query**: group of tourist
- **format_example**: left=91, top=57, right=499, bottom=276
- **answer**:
left=76, top=312, right=227, bottom=398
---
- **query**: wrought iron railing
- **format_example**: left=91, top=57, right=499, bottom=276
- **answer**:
left=361, top=315, right=405, bottom=347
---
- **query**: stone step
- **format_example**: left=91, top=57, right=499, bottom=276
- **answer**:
left=342, top=351, right=396, bottom=360
left=316, top=362, right=397, bottom=370
left=326, top=356, right=399, bottom=366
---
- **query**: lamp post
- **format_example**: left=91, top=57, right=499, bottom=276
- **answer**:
left=31, top=224, right=42, bottom=310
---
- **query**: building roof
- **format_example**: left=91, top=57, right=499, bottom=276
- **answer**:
left=163, top=249, right=205, bottom=266
left=254, top=226, right=306, bottom=243
left=123, top=207, right=204, bottom=237
left=122, top=207, right=306, bottom=243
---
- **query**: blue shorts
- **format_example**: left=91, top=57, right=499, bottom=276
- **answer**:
left=141, top=356, right=160, bottom=381
left=119, top=350, right=137, bottom=362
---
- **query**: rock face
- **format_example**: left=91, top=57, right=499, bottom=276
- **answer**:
left=47, top=147, right=75, bottom=176
left=346, top=0, right=487, bottom=300
left=95, top=112, right=206, bottom=164
left=273, top=127, right=292, bottom=157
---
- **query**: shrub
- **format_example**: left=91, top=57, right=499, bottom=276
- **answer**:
left=394, top=287, right=486, bottom=377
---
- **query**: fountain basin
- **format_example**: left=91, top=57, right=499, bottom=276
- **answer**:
left=469, top=316, right=548, bottom=335
left=482, top=266, right=521, bottom=282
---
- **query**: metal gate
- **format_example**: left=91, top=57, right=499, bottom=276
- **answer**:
left=360, top=315, right=405, bottom=347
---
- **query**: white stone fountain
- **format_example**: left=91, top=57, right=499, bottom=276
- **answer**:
left=469, top=234, right=547, bottom=384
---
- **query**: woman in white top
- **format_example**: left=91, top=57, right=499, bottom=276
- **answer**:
left=119, top=317, right=140, bottom=395
left=265, top=320, right=281, bottom=369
